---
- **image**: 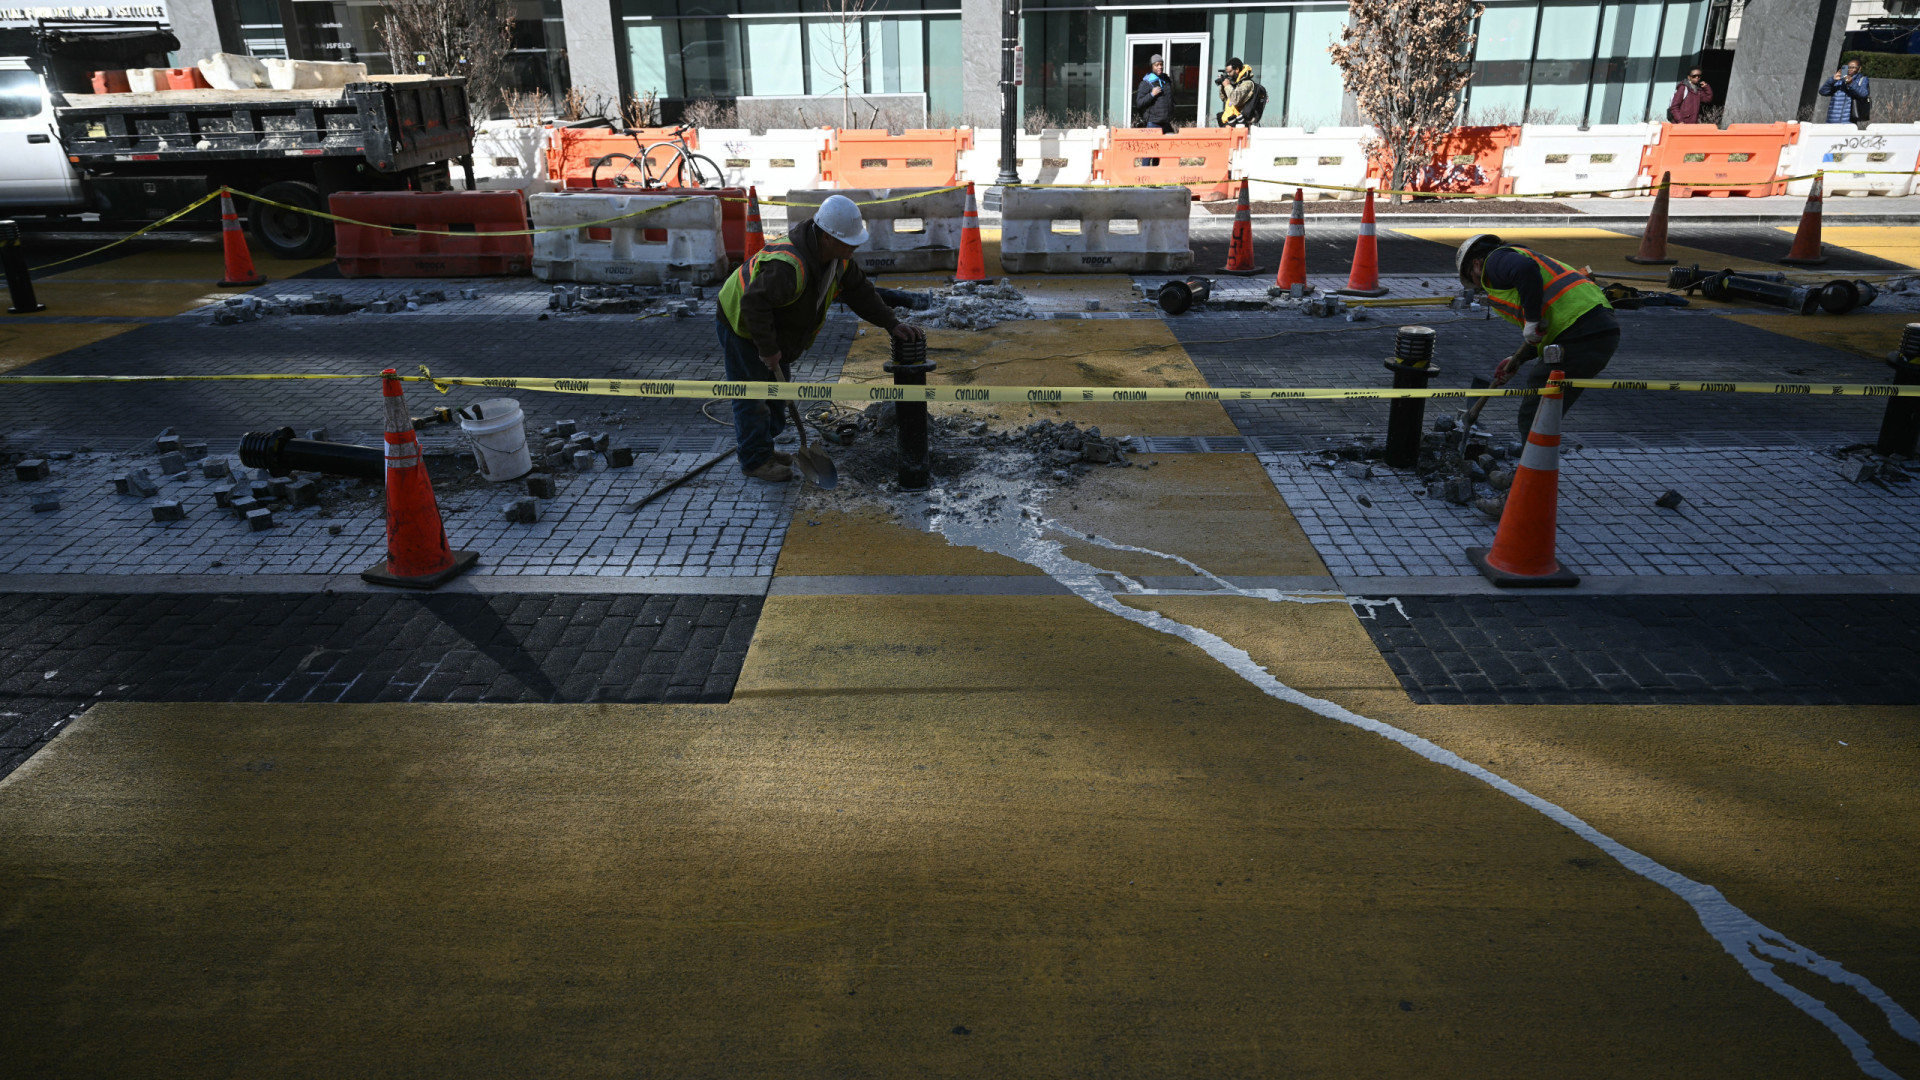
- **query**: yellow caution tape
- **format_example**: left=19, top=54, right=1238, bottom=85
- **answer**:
left=27, top=189, right=223, bottom=272
left=1, top=372, right=1908, bottom=402
left=1238, top=168, right=1917, bottom=201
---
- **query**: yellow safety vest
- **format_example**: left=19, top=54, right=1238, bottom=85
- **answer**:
left=1480, top=245, right=1611, bottom=345
left=718, top=239, right=845, bottom=351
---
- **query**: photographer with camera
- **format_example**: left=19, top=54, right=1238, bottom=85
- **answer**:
left=1216, top=58, right=1260, bottom=127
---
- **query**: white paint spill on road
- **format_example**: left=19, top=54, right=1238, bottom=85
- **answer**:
left=912, top=475, right=1919, bottom=1079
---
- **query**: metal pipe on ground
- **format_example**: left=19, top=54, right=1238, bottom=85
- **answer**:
left=1, top=220, right=45, bottom=314
left=1157, top=277, right=1212, bottom=315
left=1383, top=326, right=1438, bottom=469
left=885, top=335, right=936, bottom=490
left=239, top=427, right=384, bottom=480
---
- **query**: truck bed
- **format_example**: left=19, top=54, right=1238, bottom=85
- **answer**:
left=55, top=75, right=473, bottom=173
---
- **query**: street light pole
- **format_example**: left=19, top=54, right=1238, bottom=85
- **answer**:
left=994, top=0, right=1021, bottom=187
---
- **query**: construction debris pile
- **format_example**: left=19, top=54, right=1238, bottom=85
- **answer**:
left=208, top=288, right=486, bottom=324
left=886, top=280, right=1035, bottom=330
left=548, top=282, right=702, bottom=316
left=1315, top=423, right=1524, bottom=519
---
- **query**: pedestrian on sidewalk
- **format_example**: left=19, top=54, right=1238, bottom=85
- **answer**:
left=1666, top=66, right=1714, bottom=124
left=1820, top=59, right=1871, bottom=127
left=717, top=195, right=925, bottom=482
left=1456, top=233, right=1619, bottom=436
left=1134, top=55, right=1176, bottom=134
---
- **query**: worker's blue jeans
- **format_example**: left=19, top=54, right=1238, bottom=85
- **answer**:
left=717, top=316, right=787, bottom=472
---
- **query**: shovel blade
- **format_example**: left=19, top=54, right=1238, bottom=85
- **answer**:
left=794, top=445, right=838, bottom=489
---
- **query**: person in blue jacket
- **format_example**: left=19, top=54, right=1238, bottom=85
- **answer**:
left=1820, top=59, right=1871, bottom=127
left=1134, top=55, right=1176, bottom=133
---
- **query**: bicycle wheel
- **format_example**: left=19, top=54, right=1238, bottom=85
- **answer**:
left=684, top=153, right=727, bottom=189
left=590, top=153, right=649, bottom=189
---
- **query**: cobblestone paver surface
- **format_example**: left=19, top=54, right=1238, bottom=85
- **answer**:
left=3, top=449, right=794, bottom=577
left=1264, top=447, right=1918, bottom=577
left=0, top=590, right=765, bottom=778
left=1358, top=594, right=1920, bottom=705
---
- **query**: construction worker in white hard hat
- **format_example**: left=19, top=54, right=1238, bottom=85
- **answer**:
left=1457, top=232, right=1619, bottom=435
left=718, top=193, right=925, bottom=481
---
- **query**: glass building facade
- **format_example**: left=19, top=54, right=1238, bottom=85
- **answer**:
left=616, top=0, right=964, bottom=122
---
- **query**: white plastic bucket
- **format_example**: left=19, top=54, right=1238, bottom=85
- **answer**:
left=459, top=398, right=533, bottom=482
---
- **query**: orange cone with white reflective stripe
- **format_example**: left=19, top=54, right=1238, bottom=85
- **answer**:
left=1781, top=171, right=1829, bottom=265
left=743, top=186, right=766, bottom=262
left=361, top=368, right=478, bottom=589
left=1273, top=188, right=1308, bottom=292
left=1625, top=171, right=1677, bottom=265
left=217, top=187, right=265, bottom=287
left=1221, top=178, right=1258, bottom=274
left=956, top=182, right=987, bottom=282
left=1467, top=361, right=1579, bottom=587
left=1335, top=187, right=1388, bottom=296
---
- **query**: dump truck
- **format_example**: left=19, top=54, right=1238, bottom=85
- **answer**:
left=0, top=23, right=476, bottom=258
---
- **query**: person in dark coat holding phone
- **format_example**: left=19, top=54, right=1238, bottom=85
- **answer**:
left=1134, top=54, right=1176, bottom=133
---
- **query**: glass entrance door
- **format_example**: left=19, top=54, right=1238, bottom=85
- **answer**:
left=1126, top=34, right=1210, bottom=128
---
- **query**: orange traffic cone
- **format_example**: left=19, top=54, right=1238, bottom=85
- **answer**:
left=1273, top=188, right=1308, bottom=293
left=1467, top=362, right=1579, bottom=587
left=956, top=182, right=987, bottom=282
left=743, top=186, right=766, bottom=262
left=1336, top=187, right=1388, bottom=296
left=217, top=187, right=265, bottom=287
left=1625, top=171, right=1677, bottom=265
left=1221, top=178, right=1258, bottom=275
left=361, top=369, right=479, bottom=589
left=1782, top=171, right=1828, bottom=265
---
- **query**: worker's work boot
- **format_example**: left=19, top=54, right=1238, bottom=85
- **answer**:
left=744, top=459, right=793, bottom=482
left=770, top=450, right=794, bottom=466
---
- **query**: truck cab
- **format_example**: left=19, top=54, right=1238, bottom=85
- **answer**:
left=0, top=54, right=85, bottom=209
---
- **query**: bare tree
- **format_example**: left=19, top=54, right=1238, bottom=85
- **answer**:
left=1330, top=0, right=1482, bottom=203
left=813, top=0, right=875, bottom=129
left=379, top=0, right=517, bottom=116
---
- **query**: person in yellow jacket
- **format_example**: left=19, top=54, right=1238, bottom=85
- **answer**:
left=1216, top=59, right=1256, bottom=126
left=1456, top=233, right=1619, bottom=435
left=718, top=194, right=925, bottom=482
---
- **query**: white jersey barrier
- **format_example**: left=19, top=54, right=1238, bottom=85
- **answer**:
left=1235, top=127, right=1376, bottom=201
left=958, top=130, right=1102, bottom=187
left=1785, top=124, right=1920, bottom=197
left=1506, top=124, right=1657, bottom=197
left=706, top=129, right=833, bottom=198
left=782, top=187, right=964, bottom=273
left=999, top=185, right=1191, bottom=273
left=529, top=191, right=729, bottom=285
left=471, top=120, right=550, bottom=192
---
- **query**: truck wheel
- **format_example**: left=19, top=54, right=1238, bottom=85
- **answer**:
left=248, top=181, right=334, bottom=259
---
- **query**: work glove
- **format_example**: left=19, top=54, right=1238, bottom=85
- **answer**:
left=1522, top=321, right=1545, bottom=345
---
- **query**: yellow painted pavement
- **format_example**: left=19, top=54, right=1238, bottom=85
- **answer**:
left=1394, top=226, right=1788, bottom=277
left=1787, top=226, right=1920, bottom=269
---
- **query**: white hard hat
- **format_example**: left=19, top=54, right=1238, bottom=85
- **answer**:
left=1456, top=233, right=1502, bottom=287
left=814, top=194, right=869, bottom=247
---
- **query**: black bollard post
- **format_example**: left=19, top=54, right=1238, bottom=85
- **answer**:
left=1877, top=322, right=1920, bottom=457
left=1383, top=325, right=1438, bottom=469
left=1, top=220, right=46, bottom=314
left=885, top=334, right=936, bottom=490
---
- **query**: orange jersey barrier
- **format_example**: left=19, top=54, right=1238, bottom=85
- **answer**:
left=1641, top=123, right=1797, bottom=197
left=1093, top=128, right=1246, bottom=199
left=330, top=190, right=534, bottom=277
left=1368, top=125, right=1519, bottom=196
left=820, top=129, right=971, bottom=188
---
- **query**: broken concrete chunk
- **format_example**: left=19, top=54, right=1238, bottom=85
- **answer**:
left=269, top=476, right=294, bottom=499
left=128, top=470, right=159, bottom=497
left=1432, top=418, right=1456, bottom=432
left=1444, top=476, right=1475, bottom=504
left=31, top=494, right=61, bottom=512
left=1474, top=495, right=1506, bottom=519
left=1846, top=461, right=1879, bottom=483
left=526, top=472, right=557, bottom=498
left=156, top=451, right=187, bottom=475
left=555, top=419, right=578, bottom=437
left=213, top=484, right=235, bottom=508
left=153, top=433, right=181, bottom=454
left=1488, top=467, right=1514, bottom=492
left=1342, top=461, right=1372, bottom=480
left=288, top=478, right=319, bottom=507
left=150, top=500, right=186, bottom=522
left=202, top=459, right=231, bottom=479
left=1654, top=489, right=1684, bottom=509
left=590, top=432, right=611, bottom=454
left=608, top=447, right=635, bottom=468
left=250, top=480, right=275, bottom=501
left=245, top=506, right=275, bottom=530
left=230, top=494, right=262, bottom=517
left=572, top=450, right=595, bottom=472
left=14, top=458, right=49, bottom=481
left=502, top=496, right=540, bottom=523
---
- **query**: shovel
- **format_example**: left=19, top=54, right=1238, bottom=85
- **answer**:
left=778, top=362, right=837, bottom=489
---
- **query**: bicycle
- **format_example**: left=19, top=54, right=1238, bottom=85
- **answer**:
left=590, top=125, right=726, bottom=190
